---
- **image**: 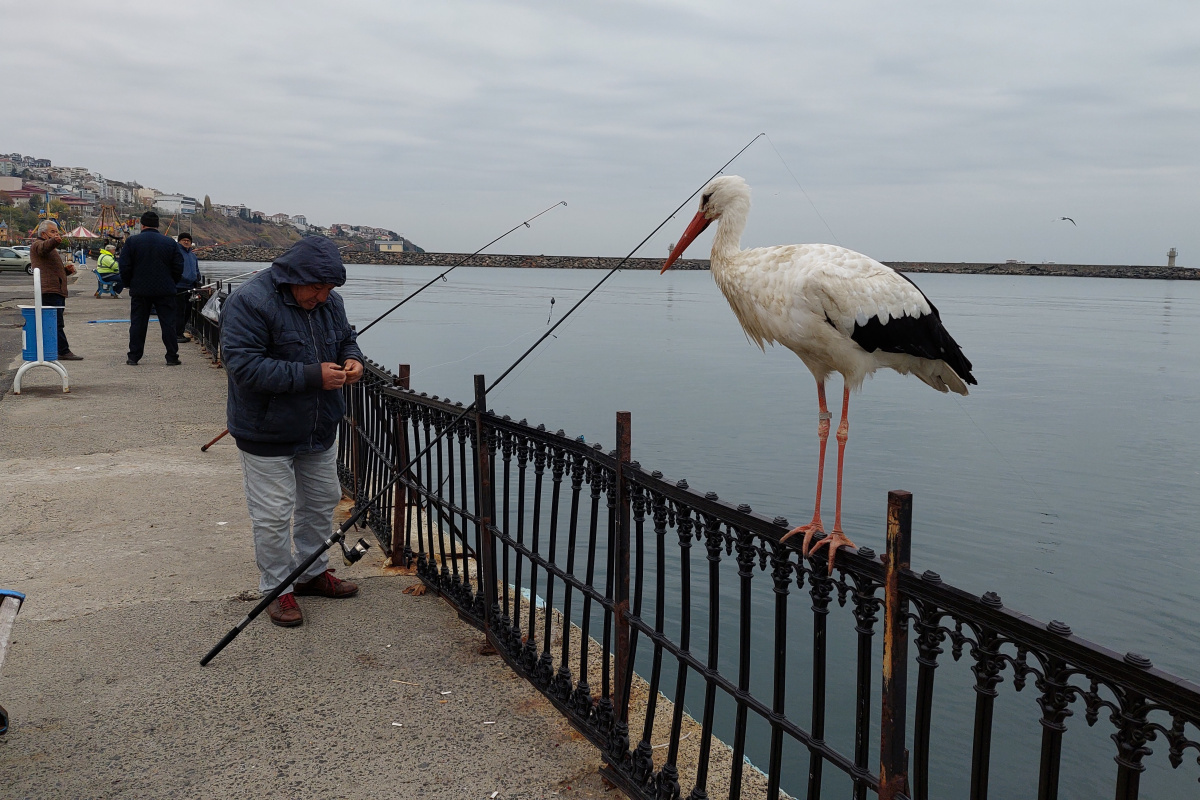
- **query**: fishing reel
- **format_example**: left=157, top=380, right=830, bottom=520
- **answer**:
left=340, top=536, right=371, bottom=566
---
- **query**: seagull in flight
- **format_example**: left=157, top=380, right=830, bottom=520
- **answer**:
left=1060, top=217, right=1076, bottom=226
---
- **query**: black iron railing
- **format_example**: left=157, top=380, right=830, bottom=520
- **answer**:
left=334, top=359, right=1200, bottom=800
left=186, top=272, right=223, bottom=364
left=188, top=289, right=1200, bottom=799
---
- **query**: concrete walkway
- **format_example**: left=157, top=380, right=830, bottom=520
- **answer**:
left=0, top=278, right=620, bottom=799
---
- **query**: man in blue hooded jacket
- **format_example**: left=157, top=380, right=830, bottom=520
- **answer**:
left=221, top=237, right=365, bottom=627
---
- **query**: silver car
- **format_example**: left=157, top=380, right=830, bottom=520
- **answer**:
left=0, top=247, right=34, bottom=274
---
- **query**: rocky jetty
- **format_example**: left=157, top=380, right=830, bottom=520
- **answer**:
left=194, top=246, right=1197, bottom=279
left=888, top=261, right=1198, bottom=280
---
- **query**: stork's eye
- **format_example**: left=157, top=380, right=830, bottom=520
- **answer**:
left=701, top=193, right=713, bottom=206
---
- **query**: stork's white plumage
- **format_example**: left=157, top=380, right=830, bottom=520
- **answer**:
left=662, top=175, right=976, bottom=561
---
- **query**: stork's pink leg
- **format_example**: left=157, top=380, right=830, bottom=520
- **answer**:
left=810, top=384, right=857, bottom=564
left=780, top=380, right=832, bottom=554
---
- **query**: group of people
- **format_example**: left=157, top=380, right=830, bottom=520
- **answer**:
left=32, top=219, right=365, bottom=628
left=29, top=210, right=201, bottom=365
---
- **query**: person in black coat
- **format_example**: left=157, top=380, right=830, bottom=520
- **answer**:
left=118, top=211, right=185, bottom=365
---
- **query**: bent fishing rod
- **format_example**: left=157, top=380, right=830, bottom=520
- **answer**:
left=195, top=201, right=567, bottom=453
left=200, top=134, right=765, bottom=666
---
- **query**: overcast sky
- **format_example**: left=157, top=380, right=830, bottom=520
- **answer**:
left=8, top=0, right=1198, bottom=264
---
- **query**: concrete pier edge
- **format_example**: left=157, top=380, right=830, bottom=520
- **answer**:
left=0, top=276, right=624, bottom=799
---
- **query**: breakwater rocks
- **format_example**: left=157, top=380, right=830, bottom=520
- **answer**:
left=196, top=246, right=711, bottom=271
left=888, top=261, right=1198, bottom=280
left=195, top=246, right=1196, bottom=279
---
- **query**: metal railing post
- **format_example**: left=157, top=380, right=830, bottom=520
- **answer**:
left=880, top=490, right=912, bottom=800
left=391, top=364, right=410, bottom=563
left=613, top=411, right=632, bottom=724
left=606, top=410, right=634, bottom=770
left=474, top=374, right=498, bottom=635
left=348, top=330, right=362, bottom=506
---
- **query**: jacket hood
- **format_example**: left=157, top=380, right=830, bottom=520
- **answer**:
left=270, top=237, right=346, bottom=287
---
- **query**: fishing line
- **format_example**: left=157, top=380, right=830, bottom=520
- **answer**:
left=191, top=203, right=567, bottom=446
left=356, top=200, right=568, bottom=337
left=411, top=325, right=549, bottom=378
left=359, top=131, right=766, bottom=508
left=763, top=133, right=842, bottom=246
left=196, top=268, right=261, bottom=291
left=952, top=395, right=1059, bottom=521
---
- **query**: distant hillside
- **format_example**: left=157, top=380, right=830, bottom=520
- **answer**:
left=173, top=212, right=303, bottom=248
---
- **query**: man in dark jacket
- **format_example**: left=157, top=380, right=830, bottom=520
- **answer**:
left=221, top=237, right=365, bottom=627
left=118, top=211, right=184, bottom=365
left=174, top=232, right=200, bottom=342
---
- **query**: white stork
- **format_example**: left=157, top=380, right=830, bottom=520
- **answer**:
left=661, top=175, right=976, bottom=561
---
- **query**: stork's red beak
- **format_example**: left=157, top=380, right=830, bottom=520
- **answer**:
left=661, top=210, right=713, bottom=274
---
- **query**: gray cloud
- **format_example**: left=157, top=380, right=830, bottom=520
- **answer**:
left=7, top=0, right=1197, bottom=265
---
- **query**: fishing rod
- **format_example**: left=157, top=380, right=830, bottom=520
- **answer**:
left=356, top=199, right=567, bottom=337
left=176, top=269, right=260, bottom=298
left=194, top=203, right=566, bottom=450
left=197, top=268, right=260, bottom=290
left=200, top=134, right=764, bottom=666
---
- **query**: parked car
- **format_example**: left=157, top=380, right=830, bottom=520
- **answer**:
left=0, top=247, right=33, bottom=274
left=10, top=245, right=30, bottom=257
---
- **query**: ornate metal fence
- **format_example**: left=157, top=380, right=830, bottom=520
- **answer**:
left=334, top=359, right=1200, bottom=800
left=185, top=281, right=1200, bottom=799
left=186, top=272, right=222, bottom=364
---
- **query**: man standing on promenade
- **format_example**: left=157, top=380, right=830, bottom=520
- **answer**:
left=174, top=233, right=199, bottom=343
left=220, top=237, right=365, bottom=627
left=30, top=220, right=84, bottom=361
left=96, top=242, right=122, bottom=295
left=118, top=211, right=183, bottom=366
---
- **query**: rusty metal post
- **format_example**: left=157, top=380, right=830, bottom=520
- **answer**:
left=391, top=364, right=410, bottom=563
left=474, top=375, right=498, bottom=635
left=347, top=326, right=362, bottom=506
left=349, top=400, right=362, bottom=507
left=880, top=490, right=912, bottom=800
left=613, top=411, right=632, bottom=722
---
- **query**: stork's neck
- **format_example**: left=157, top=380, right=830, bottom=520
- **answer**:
left=710, top=201, right=749, bottom=269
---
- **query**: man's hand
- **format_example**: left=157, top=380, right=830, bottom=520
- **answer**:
left=321, top=362, right=347, bottom=390
left=342, top=359, right=364, bottom=384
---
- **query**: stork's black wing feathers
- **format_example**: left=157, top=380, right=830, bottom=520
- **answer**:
left=849, top=273, right=977, bottom=385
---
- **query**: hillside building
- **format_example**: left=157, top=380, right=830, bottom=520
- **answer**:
left=154, top=194, right=198, bottom=215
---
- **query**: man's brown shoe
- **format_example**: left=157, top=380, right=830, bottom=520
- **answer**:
left=268, top=592, right=303, bottom=627
left=294, top=569, right=358, bottom=598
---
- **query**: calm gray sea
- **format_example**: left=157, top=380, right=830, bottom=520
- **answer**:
left=204, top=261, right=1200, bottom=797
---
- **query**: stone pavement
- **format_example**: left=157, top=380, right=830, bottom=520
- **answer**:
left=0, top=276, right=621, bottom=799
